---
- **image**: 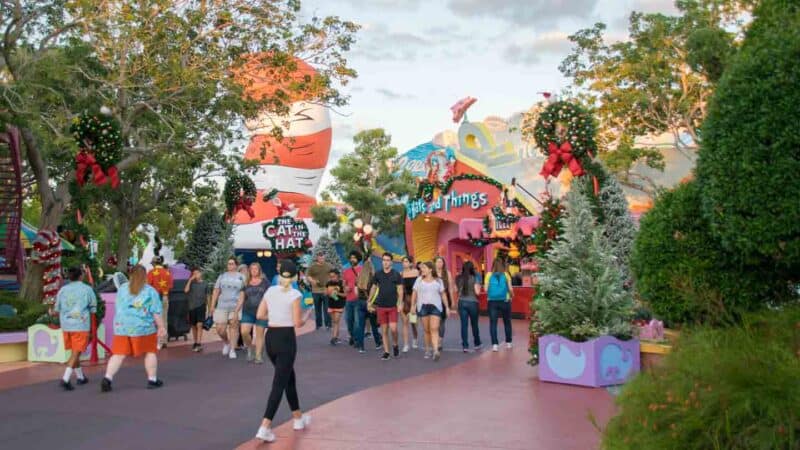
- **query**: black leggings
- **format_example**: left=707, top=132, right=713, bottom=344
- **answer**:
left=263, top=327, right=300, bottom=420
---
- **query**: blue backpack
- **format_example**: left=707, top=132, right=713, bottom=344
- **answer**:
left=487, top=273, right=508, bottom=301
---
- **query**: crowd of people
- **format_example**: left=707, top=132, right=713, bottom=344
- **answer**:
left=51, top=249, right=517, bottom=444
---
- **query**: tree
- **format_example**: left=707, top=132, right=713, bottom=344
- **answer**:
left=327, top=129, right=416, bottom=237
left=573, top=167, right=637, bottom=284
left=2, top=1, right=358, bottom=300
left=310, top=204, right=341, bottom=235
left=312, top=234, right=342, bottom=273
left=203, top=221, right=235, bottom=284
left=181, top=208, right=224, bottom=270
left=533, top=188, right=634, bottom=343
left=559, top=1, right=756, bottom=194
left=631, top=181, right=787, bottom=326
left=695, top=0, right=800, bottom=284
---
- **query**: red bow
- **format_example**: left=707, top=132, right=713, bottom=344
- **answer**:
left=539, top=142, right=585, bottom=179
left=75, top=151, right=120, bottom=188
left=234, top=197, right=256, bottom=219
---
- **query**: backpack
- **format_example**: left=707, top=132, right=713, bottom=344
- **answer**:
left=487, top=273, right=508, bottom=300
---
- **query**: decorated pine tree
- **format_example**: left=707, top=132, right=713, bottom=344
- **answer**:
left=573, top=168, right=637, bottom=284
left=181, top=208, right=224, bottom=269
left=533, top=188, right=634, bottom=343
left=203, top=221, right=236, bottom=283
left=312, top=233, right=342, bottom=272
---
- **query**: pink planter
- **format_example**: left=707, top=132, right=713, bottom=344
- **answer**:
left=538, top=334, right=640, bottom=387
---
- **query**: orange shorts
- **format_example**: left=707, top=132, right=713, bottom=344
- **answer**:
left=111, top=334, right=158, bottom=357
left=63, top=331, right=89, bottom=353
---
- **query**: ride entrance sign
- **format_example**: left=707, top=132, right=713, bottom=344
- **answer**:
left=262, top=216, right=311, bottom=253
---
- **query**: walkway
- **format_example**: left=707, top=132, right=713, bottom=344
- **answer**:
left=0, top=319, right=615, bottom=450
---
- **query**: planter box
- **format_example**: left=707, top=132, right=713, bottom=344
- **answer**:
left=0, top=332, right=28, bottom=363
left=538, top=334, right=640, bottom=387
left=640, top=341, right=672, bottom=372
left=27, top=324, right=107, bottom=363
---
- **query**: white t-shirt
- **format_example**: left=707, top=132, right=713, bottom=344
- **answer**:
left=263, top=286, right=302, bottom=327
left=413, top=277, right=444, bottom=311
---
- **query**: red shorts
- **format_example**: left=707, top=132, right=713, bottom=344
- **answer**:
left=63, top=331, right=89, bottom=353
left=376, top=306, right=398, bottom=325
left=112, top=334, right=158, bottom=357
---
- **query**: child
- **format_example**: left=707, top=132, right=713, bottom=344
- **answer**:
left=54, top=266, right=97, bottom=390
left=326, top=270, right=346, bottom=345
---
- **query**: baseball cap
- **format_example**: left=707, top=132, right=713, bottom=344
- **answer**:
left=279, top=259, right=297, bottom=278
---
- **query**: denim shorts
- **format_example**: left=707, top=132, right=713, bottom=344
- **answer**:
left=417, top=304, right=442, bottom=317
left=240, top=311, right=268, bottom=328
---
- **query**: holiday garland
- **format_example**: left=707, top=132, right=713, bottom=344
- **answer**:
left=415, top=173, right=503, bottom=202
left=224, top=173, right=257, bottom=219
left=534, top=101, right=597, bottom=179
left=71, top=110, right=123, bottom=189
left=31, top=230, right=62, bottom=305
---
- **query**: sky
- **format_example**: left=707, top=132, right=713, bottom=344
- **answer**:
left=298, top=0, right=681, bottom=193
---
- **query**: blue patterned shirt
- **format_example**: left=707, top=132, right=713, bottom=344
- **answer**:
left=54, top=281, right=97, bottom=332
left=113, top=283, right=163, bottom=337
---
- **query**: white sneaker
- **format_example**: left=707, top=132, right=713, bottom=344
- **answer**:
left=412, top=341, right=418, bottom=349
left=402, top=345, right=409, bottom=353
left=229, top=349, right=237, bottom=359
left=492, top=344, right=499, bottom=352
left=506, top=342, right=513, bottom=349
left=293, top=414, right=311, bottom=430
left=255, top=426, right=275, bottom=442
left=222, top=344, right=230, bottom=356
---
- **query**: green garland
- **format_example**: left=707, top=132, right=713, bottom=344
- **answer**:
left=70, top=111, right=123, bottom=169
left=223, top=173, right=257, bottom=218
left=534, top=101, right=596, bottom=159
left=415, top=173, right=503, bottom=202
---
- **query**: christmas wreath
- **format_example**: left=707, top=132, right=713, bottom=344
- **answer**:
left=534, top=101, right=597, bottom=179
left=71, top=109, right=123, bottom=189
left=224, top=173, right=257, bottom=219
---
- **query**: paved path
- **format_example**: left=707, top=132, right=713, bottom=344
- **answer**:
left=237, top=320, right=615, bottom=450
left=0, top=321, right=483, bottom=450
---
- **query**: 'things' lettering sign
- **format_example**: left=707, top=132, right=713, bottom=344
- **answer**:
left=406, top=190, right=489, bottom=221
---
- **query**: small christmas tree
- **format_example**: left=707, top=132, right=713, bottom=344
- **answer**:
left=181, top=208, right=224, bottom=269
left=312, top=233, right=342, bottom=272
left=533, top=188, right=634, bottom=343
left=203, top=221, right=236, bottom=283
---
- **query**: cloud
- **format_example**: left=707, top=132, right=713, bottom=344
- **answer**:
left=375, top=88, right=416, bottom=100
left=341, top=0, right=422, bottom=10
left=504, top=31, right=574, bottom=66
left=630, top=0, right=680, bottom=14
left=448, top=0, right=600, bottom=26
left=351, top=27, right=432, bottom=61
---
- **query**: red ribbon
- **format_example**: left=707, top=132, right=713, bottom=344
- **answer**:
left=234, top=197, right=256, bottom=219
left=539, top=142, right=585, bottom=178
left=75, top=150, right=119, bottom=188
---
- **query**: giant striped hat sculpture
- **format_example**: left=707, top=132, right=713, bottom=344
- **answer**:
left=232, top=54, right=332, bottom=249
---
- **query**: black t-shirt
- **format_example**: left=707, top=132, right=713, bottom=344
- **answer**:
left=186, top=280, right=210, bottom=310
left=370, top=269, right=402, bottom=308
left=326, top=279, right=345, bottom=308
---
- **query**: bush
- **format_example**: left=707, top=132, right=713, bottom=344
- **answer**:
left=601, top=307, right=800, bottom=450
left=631, top=181, right=787, bottom=326
left=695, top=0, right=800, bottom=283
left=0, top=292, right=49, bottom=332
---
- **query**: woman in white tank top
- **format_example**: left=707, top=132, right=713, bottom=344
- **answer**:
left=254, top=260, right=313, bottom=443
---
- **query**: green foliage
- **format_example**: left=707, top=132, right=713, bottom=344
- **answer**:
left=631, top=181, right=787, bottom=326
left=203, top=221, right=236, bottom=283
left=312, top=234, right=343, bottom=272
left=695, top=0, right=800, bottom=283
left=181, top=208, right=224, bottom=269
left=534, top=101, right=597, bottom=163
left=328, top=129, right=416, bottom=237
left=533, top=189, right=634, bottom=342
left=0, top=292, right=49, bottom=332
left=310, top=205, right=340, bottom=234
left=223, top=173, right=257, bottom=219
left=601, top=306, right=800, bottom=450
